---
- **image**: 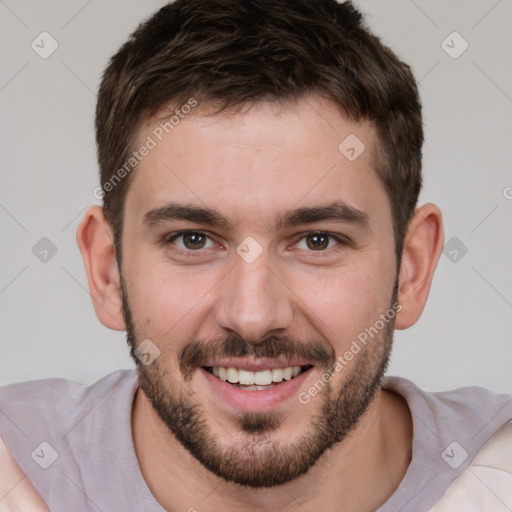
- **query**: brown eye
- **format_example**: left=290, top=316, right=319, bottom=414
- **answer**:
left=306, top=233, right=330, bottom=250
left=182, top=232, right=207, bottom=249
left=295, top=232, right=344, bottom=252
left=168, top=231, right=215, bottom=251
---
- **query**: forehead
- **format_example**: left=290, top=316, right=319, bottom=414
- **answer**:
left=125, top=96, right=391, bottom=233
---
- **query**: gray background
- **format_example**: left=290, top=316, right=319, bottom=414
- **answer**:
left=1, top=0, right=511, bottom=391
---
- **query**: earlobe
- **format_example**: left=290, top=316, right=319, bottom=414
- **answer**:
left=395, top=203, right=444, bottom=330
left=76, top=205, right=126, bottom=331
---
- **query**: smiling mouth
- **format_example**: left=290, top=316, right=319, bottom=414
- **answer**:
left=202, top=365, right=313, bottom=390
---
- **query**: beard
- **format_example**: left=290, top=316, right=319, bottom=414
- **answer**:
left=121, top=274, right=396, bottom=488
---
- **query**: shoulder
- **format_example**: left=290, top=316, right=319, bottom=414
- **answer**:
left=382, top=376, right=512, bottom=430
left=0, top=369, right=137, bottom=418
left=379, top=376, right=512, bottom=511
left=429, top=420, right=512, bottom=511
left=473, top=419, right=512, bottom=471
left=0, top=369, right=138, bottom=457
left=0, top=370, right=145, bottom=510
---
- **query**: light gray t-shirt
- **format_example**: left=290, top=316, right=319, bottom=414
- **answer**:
left=0, top=370, right=511, bottom=511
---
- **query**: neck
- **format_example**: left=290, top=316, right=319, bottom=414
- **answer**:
left=132, top=386, right=412, bottom=511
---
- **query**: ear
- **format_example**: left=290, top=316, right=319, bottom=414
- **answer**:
left=395, top=203, right=444, bottom=330
left=76, top=205, right=125, bottom=331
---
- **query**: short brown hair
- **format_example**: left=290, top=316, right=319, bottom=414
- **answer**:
left=95, top=0, right=423, bottom=264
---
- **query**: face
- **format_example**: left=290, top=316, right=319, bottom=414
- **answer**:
left=120, top=96, right=398, bottom=487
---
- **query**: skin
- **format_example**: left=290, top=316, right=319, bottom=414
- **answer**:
left=0, top=436, right=49, bottom=512
left=0, top=95, right=444, bottom=511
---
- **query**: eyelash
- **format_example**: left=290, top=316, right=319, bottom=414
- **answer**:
left=162, top=230, right=350, bottom=257
left=163, top=231, right=218, bottom=257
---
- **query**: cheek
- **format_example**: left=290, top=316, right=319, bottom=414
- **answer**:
left=289, top=257, right=395, bottom=351
left=123, top=249, right=221, bottom=339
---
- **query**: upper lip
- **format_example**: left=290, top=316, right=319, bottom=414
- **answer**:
left=201, top=358, right=312, bottom=372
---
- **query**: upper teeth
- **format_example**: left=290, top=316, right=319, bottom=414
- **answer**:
left=211, top=366, right=302, bottom=385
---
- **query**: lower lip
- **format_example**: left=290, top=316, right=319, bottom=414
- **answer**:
left=200, top=367, right=313, bottom=412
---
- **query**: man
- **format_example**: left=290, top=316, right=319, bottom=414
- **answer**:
left=1, top=0, right=511, bottom=510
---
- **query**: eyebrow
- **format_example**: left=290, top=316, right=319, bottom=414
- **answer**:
left=142, top=201, right=370, bottom=231
left=143, top=203, right=231, bottom=229
left=274, top=201, right=369, bottom=230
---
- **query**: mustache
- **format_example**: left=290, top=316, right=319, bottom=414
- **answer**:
left=179, top=333, right=335, bottom=380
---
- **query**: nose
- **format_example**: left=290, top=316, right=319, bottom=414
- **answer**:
left=215, top=249, right=294, bottom=343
